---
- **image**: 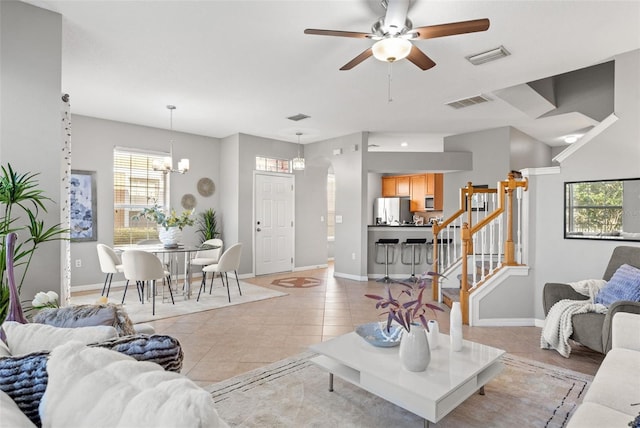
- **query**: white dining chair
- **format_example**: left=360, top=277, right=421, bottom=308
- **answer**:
left=121, top=250, right=174, bottom=316
left=96, top=244, right=124, bottom=297
left=188, top=238, right=223, bottom=293
left=198, top=243, right=242, bottom=303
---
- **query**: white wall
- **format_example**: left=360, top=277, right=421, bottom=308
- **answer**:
left=0, top=1, right=63, bottom=299
left=70, top=115, right=220, bottom=287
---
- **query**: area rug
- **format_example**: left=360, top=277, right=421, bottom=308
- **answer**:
left=207, top=352, right=593, bottom=427
left=71, top=281, right=287, bottom=324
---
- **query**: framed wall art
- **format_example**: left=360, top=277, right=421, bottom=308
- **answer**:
left=70, top=170, right=97, bottom=241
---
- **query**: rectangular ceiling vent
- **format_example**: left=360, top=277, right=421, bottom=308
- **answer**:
left=446, top=94, right=492, bottom=110
left=287, top=113, right=310, bottom=122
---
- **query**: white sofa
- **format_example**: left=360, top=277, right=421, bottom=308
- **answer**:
left=0, top=321, right=228, bottom=428
left=567, top=312, right=640, bottom=427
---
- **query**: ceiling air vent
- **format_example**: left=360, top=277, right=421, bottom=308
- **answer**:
left=287, top=113, right=310, bottom=122
left=446, top=94, right=492, bottom=110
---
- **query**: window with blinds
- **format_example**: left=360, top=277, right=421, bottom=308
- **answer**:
left=113, top=148, right=169, bottom=245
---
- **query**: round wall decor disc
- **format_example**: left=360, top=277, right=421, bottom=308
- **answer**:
left=197, top=177, right=215, bottom=197
left=181, top=193, right=197, bottom=210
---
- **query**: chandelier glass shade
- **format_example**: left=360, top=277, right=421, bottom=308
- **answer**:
left=372, top=38, right=412, bottom=63
left=153, top=105, right=190, bottom=174
left=292, top=132, right=305, bottom=171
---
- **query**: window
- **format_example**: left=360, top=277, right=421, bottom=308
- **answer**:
left=327, top=171, right=336, bottom=240
left=564, top=179, right=630, bottom=240
left=113, top=148, right=168, bottom=245
left=256, top=156, right=291, bottom=173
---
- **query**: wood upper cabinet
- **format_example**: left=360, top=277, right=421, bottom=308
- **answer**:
left=410, top=175, right=426, bottom=211
left=382, top=177, right=397, bottom=197
left=381, top=173, right=444, bottom=211
left=396, top=176, right=410, bottom=196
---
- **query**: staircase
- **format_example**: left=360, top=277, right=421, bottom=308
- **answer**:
left=430, top=173, right=529, bottom=324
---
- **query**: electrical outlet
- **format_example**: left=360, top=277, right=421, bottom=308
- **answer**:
left=351, top=253, right=356, bottom=260
left=75, top=259, right=82, bottom=268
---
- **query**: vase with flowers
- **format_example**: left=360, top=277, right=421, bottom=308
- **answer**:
left=365, top=272, right=445, bottom=372
left=134, top=203, right=194, bottom=248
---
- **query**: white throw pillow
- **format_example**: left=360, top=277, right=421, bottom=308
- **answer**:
left=40, top=341, right=227, bottom=428
left=0, top=390, right=36, bottom=428
left=0, top=339, right=11, bottom=357
left=2, top=321, right=118, bottom=356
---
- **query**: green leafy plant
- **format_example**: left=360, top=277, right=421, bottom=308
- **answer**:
left=134, top=203, right=194, bottom=230
left=0, top=163, right=68, bottom=323
left=365, top=272, right=445, bottom=333
left=196, top=208, right=220, bottom=243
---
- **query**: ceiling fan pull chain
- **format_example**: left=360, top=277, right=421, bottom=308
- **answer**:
left=387, top=62, right=393, bottom=103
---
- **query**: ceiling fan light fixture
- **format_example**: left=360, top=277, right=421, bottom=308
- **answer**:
left=372, top=37, right=412, bottom=63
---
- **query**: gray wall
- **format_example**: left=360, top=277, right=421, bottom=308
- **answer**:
left=0, top=1, right=63, bottom=299
left=529, top=49, right=640, bottom=320
left=70, top=115, right=220, bottom=287
left=442, top=127, right=511, bottom=216
left=367, top=151, right=472, bottom=174
left=509, top=128, right=552, bottom=171
left=219, top=134, right=240, bottom=246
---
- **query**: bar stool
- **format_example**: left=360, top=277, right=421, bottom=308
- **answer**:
left=375, top=238, right=399, bottom=283
left=401, top=238, right=427, bottom=283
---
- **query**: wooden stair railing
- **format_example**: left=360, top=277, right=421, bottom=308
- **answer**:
left=432, top=173, right=528, bottom=324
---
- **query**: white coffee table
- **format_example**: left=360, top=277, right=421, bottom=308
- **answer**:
left=309, top=332, right=505, bottom=427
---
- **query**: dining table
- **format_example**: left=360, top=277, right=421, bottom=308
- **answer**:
left=115, top=243, right=219, bottom=299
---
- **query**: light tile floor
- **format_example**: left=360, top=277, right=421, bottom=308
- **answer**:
left=144, top=265, right=604, bottom=387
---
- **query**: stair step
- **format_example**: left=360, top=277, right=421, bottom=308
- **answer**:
left=441, top=287, right=459, bottom=308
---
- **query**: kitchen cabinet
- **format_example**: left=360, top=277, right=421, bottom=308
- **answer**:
left=410, top=175, right=426, bottom=211
left=396, top=176, right=410, bottom=196
left=381, top=173, right=444, bottom=212
left=382, top=177, right=397, bottom=197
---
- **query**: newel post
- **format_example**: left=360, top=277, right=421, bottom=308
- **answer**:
left=504, top=172, right=518, bottom=266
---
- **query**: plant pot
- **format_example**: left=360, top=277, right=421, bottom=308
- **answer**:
left=158, top=226, right=182, bottom=248
left=398, top=325, right=431, bottom=372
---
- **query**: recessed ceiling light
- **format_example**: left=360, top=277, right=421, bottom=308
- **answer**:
left=400, top=142, right=408, bottom=147
left=564, top=135, right=579, bottom=144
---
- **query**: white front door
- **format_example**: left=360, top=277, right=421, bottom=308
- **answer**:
left=254, top=173, right=294, bottom=275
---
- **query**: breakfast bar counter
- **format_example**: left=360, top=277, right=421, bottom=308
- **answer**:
left=367, top=225, right=434, bottom=280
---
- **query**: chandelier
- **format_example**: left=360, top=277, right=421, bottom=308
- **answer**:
left=292, top=132, right=305, bottom=171
left=153, top=105, right=190, bottom=174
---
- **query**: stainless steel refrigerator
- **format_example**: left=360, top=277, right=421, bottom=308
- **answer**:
left=373, top=197, right=412, bottom=225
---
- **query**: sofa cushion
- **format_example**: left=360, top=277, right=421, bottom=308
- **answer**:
left=567, top=402, right=635, bottom=428
left=595, top=263, right=640, bottom=306
left=583, top=348, right=640, bottom=417
left=0, top=389, right=36, bottom=428
left=40, top=341, right=227, bottom=428
left=33, top=303, right=136, bottom=336
left=2, top=321, right=118, bottom=356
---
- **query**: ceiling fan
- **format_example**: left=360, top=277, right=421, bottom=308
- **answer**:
left=304, top=0, right=490, bottom=71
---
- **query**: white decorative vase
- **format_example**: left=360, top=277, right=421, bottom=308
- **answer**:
left=426, top=320, right=439, bottom=350
left=450, top=302, right=463, bottom=352
left=158, top=226, right=181, bottom=248
left=399, top=325, right=431, bottom=372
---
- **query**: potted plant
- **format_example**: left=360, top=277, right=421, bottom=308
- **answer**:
left=134, top=203, right=194, bottom=248
left=0, top=164, right=68, bottom=323
left=365, top=272, right=445, bottom=372
left=195, top=208, right=220, bottom=244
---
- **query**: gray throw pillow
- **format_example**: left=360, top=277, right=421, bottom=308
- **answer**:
left=33, top=303, right=136, bottom=336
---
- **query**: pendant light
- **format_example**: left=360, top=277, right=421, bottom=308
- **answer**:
left=292, top=132, right=305, bottom=171
left=153, top=105, right=190, bottom=174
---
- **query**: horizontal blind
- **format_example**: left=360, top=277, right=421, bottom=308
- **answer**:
left=113, top=148, right=168, bottom=245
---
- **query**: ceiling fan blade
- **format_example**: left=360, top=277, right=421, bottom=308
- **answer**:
left=304, top=29, right=371, bottom=39
left=406, top=46, right=436, bottom=71
left=340, top=48, right=373, bottom=70
left=412, top=18, right=490, bottom=40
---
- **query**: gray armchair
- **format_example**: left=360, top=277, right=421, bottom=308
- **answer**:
left=542, top=245, right=640, bottom=354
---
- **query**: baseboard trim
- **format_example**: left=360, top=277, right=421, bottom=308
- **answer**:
left=472, top=317, right=538, bottom=327
left=295, top=264, right=329, bottom=272
left=334, top=272, right=368, bottom=282
left=534, top=318, right=545, bottom=328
